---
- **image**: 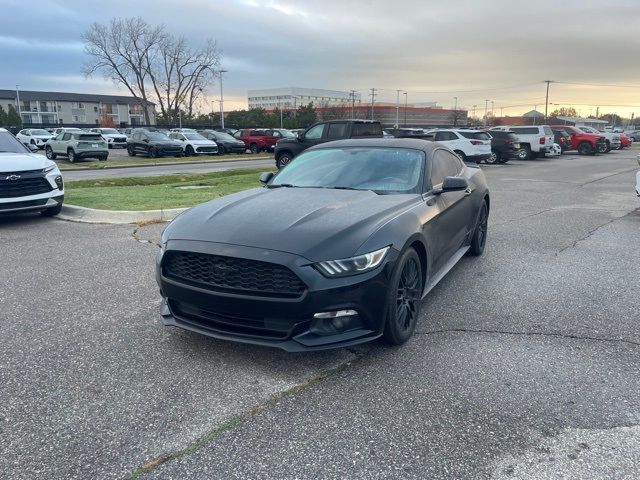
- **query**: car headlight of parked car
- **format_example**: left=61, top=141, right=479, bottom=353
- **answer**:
left=313, top=246, right=390, bottom=277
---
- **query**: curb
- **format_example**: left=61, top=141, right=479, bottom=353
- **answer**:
left=59, top=204, right=187, bottom=224
left=57, top=156, right=272, bottom=172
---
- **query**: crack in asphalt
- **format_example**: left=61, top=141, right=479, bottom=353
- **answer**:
left=127, top=352, right=365, bottom=479
left=415, top=328, right=640, bottom=348
left=578, top=167, right=639, bottom=187
left=555, top=217, right=619, bottom=255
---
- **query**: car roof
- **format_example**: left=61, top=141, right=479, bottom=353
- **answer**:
left=308, top=138, right=439, bottom=153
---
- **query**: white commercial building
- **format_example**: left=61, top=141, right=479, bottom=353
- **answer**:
left=248, top=87, right=360, bottom=110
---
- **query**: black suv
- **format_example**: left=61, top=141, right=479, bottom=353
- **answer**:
left=127, top=129, right=183, bottom=158
left=274, top=120, right=383, bottom=168
left=200, top=130, right=247, bottom=154
left=485, top=130, right=520, bottom=164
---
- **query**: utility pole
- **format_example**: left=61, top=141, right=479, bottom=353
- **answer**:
left=369, top=88, right=377, bottom=120
left=453, top=96, right=458, bottom=127
left=219, top=69, right=228, bottom=129
left=500, top=107, right=504, bottom=117
left=396, top=90, right=403, bottom=128
left=544, top=80, right=552, bottom=121
left=15, top=84, right=21, bottom=118
left=533, top=105, right=538, bottom=125
left=484, top=99, right=489, bottom=127
left=472, top=105, right=477, bottom=119
left=491, top=100, right=494, bottom=117
left=596, top=106, right=600, bottom=118
left=349, top=90, right=357, bottom=119
left=403, top=92, right=408, bottom=127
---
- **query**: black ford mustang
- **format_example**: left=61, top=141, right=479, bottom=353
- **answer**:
left=156, top=139, right=489, bottom=351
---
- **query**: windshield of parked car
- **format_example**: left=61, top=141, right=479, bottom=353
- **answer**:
left=0, top=131, right=31, bottom=153
left=100, top=128, right=119, bottom=134
left=270, top=147, right=425, bottom=194
left=184, top=133, right=207, bottom=140
left=212, top=132, right=236, bottom=142
left=147, top=132, right=170, bottom=141
left=31, top=129, right=50, bottom=136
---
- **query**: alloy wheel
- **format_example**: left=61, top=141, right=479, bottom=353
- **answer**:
left=395, top=258, right=421, bottom=331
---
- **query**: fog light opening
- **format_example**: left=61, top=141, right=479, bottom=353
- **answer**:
left=311, top=310, right=363, bottom=336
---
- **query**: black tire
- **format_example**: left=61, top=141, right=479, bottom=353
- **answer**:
left=67, top=148, right=76, bottom=163
left=468, top=201, right=488, bottom=256
left=185, top=145, right=195, bottom=156
left=127, top=145, right=136, bottom=156
left=604, top=140, right=611, bottom=153
left=486, top=150, right=500, bottom=165
left=98, top=155, right=108, bottom=161
left=217, top=145, right=226, bottom=155
left=516, top=146, right=530, bottom=160
left=276, top=152, right=293, bottom=169
left=383, top=248, right=423, bottom=346
left=149, top=147, right=158, bottom=158
left=41, top=202, right=63, bottom=217
left=45, top=146, right=56, bottom=160
left=453, top=150, right=466, bottom=162
left=249, top=143, right=259, bottom=154
left=577, top=141, right=593, bottom=155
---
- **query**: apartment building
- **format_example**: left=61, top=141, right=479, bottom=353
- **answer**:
left=0, top=89, right=156, bottom=126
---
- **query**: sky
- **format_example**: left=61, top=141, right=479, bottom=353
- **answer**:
left=1, top=0, right=640, bottom=118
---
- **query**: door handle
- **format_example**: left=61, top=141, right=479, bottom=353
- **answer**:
left=464, top=188, right=472, bottom=196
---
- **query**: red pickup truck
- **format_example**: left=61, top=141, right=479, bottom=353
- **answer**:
left=233, top=129, right=282, bottom=154
left=550, top=125, right=606, bottom=155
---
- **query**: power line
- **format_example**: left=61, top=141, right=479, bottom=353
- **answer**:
left=369, top=88, right=377, bottom=120
left=553, top=81, right=640, bottom=89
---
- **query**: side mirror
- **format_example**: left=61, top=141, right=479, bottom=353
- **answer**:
left=297, top=131, right=304, bottom=141
left=259, top=172, right=274, bottom=184
left=434, top=176, right=468, bottom=194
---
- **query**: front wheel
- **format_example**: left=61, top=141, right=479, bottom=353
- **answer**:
left=67, top=149, right=76, bottom=163
left=577, top=142, right=593, bottom=155
left=127, top=145, right=136, bottom=156
left=468, top=201, right=488, bottom=256
left=149, top=147, right=158, bottom=158
left=45, top=146, right=56, bottom=160
left=276, top=152, right=293, bottom=169
left=217, top=145, right=226, bottom=155
left=185, top=145, right=195, bottom=156
left=486, top=150, right=500, bottom=165
left=383, top=248, right=423, bottom=346
left=250, top=143, right=259, bottom=154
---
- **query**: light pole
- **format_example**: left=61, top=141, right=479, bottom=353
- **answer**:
left=15, top=84, right=21, bottom=118
left=453, top=96, right=458, bottom=126
left=219, top=69, right=228, bottom=129
left=533, top=105, right=538, bottom=125
left=472, top=104, right=477, bottom=119
left=484, top=99, right=489, bottom=127
left=395, top=89, right=403, bottom=128
left=403, top=92, right=408, bottom=127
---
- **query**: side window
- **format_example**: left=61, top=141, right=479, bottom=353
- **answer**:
left=326, top=123, right=348, bottom=139
left=304, top=124, right=325, bottom=140
left=511, top=127, right=538, bottom=135
left=431, top=150, right=463, bottom=187
left=62, top=133, right=71, bottom=141
left=233, top=131, right=242, bottom=138
left=352, top=123, right=380, bottom=137
left=435, top=131, right=456, bottom=141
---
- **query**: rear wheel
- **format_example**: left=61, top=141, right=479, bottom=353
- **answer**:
left=127, top=145, right=136, bottom=156
left=276, top=152, right=293, bottom=169
left=468, top=201, right=488, bottom=256
left=98, top=155, right=108, bottom=161
left=516, top=146, right=530, bottom=160
left=486, top=150, right=499, bottom=165
left=67, top=148, right=76, bottom=163
left=149, top=147, right=158, bottom=158
left=45, top=146, right=56, bottom=160
left=250, top=143, right=259, bottom=154
left=383, top=248, right=423, bottom=346
left=217, top=145, right=226, bottom=155
left=185, top=145, right=195, bottom=156
left=577, top=142, right=593, bottom=155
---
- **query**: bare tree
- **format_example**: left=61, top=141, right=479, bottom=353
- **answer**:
left=82, top=18, right=164, bottom=124
left=83, top=17, right=221, bottom=125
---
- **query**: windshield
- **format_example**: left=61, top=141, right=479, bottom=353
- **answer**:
left=184, top=133, right=207, bottom=140
left=100, top=128, right=119, bottom=134
left=147, top=132, right=170, bottom=141
left=213, top=132, right=236, bottom=142
left=77, top=134, right=104, bottom=141
left=31, top=129, right=50, bottom=136
left=0, top=131, right=31, bottom=154
left=277, top=130, right=296, bottom=138
left=271, top=147, right=425, bottom=194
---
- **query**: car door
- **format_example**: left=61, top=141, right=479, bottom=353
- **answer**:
left=423, top=148, right=472, bottom=273
left=300, top=123, right=326, bottom=149
left=49, top=133, right=62, bottom=152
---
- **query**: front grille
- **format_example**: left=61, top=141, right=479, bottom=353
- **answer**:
left=163, top=251, right=306, bottom=298
left=0, top=173, right=53, bottom=198
left=196, top=146, right=218, bottom=153
left=169, top=300, right=301, bottom=340
left=0, top=198, right=48, bottom=211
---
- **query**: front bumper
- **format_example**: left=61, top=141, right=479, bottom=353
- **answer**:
left=77, top=150, right=109, bottom=159
left=195, top=146, right=219, bottom=154
left=0, top=194, right=63, bottom=214
left=156, top=241, right=398, bottom=351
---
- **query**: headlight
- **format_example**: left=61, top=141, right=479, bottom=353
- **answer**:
left=314, top=246, right=390, bottom=277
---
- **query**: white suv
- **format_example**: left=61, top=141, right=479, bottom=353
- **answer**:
left=168, top=132, right=218, bottom=156
left=0, top=128, right=64, bottom=216
left=426, top=129, right=491, bottom=163
left=15, top=129, right=54, bottom=150
left=90, top=128, right=128, bottom=149
left=491, top=125, right=554, bottom=160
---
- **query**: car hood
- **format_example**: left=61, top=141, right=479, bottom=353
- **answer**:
left=164, top=187, right=420, bottom=261
left=151, top=141, right=182, bottom=148
left=189, top=140, right=217, bottom=146
left=0, top=153, right=55, bottom=172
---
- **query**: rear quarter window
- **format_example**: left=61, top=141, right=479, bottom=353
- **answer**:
left=543, top=126, right=553, bottom=135
left=352, top=123, right=383, bottom=137
left=459, top=132, right=491, bottom=140
left=78, top=134, right=103, bottom=141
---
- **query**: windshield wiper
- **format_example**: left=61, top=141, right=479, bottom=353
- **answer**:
left=267, top=183, right=297, bottom=189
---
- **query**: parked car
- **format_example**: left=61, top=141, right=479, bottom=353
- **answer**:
left=576, top=126, right=620, bottom=151
left=45, top=131, right=108, bottom=163
left=89, top=128, right=128, bottom=149
left=626, top=130, right=640, bottom=142
left=234, top=129, right=281, bottom=154
left=551, top=128, right=573, bottom=153
left=619, top=133, right=632, bottom=149
left=0, top=128, right=64, bottom=216
left=168, top=132, right=218, bottom=155
left=169, top=128, right=198, bottom=134
left=424, top=129, right=491, bottom=164
left=127, top=130, right=183, bottom=158
left=200, top=130, right=247, bottom=154
left=274, top=120, right=384, bottom=168
left=490, top=125, right=554, bottom=160
left=52, top=127, right=83, bottom=136
left=16, top=129, right=54, bottom=149
left=485, top=130, right=520, bottom=164
left=156, top=138, right=490, bottom=351
left=549, top=125, right=607, bottom=155
left=385, top=128, right=426, bottom=137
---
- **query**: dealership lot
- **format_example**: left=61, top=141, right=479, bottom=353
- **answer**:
left=1, top=149, right=639, bottom=478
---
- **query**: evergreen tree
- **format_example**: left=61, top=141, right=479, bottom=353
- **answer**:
left=6, top=104, right=22, bottom=128
left=0, top=105, right=7, bottom=127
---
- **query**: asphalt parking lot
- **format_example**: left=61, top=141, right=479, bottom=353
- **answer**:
left=1, top=149, right=639, bottom=479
